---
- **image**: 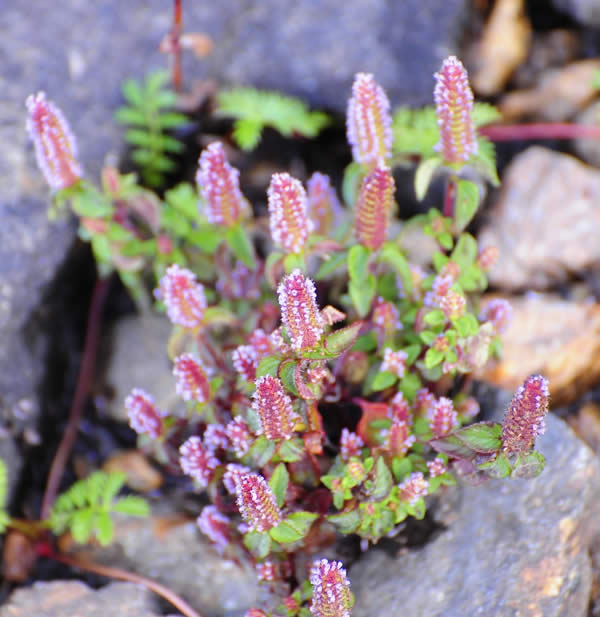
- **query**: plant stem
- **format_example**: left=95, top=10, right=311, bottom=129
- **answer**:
left=443, top=176, right=455, bottom=218
left=479, top=122, right=600, bottom=142
left=41, top=276, right=110, bottom=520
left=45, top=548, right=204, bottom=617
left=172, top=0, right=183, bottom=92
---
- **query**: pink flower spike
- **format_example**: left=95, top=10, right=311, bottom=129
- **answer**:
left=427, top=397, right=458, bottom=438
left=277, top=269, right=325, bottom=352
left=398, top=471, right=429, bottom=506
left=232, top=345, right=259, bottom=382
left=390, top=391, right=412, bottom=424
left=346, top=73, right=393, bottom=168
left=253, top=375, right=298, bottom=441
left=355, top=167, right=395, bottom=251
left=373, top=299, right=402, bottom=339
left=223, top=463, right=251, bottom=494
left=197, top=141, right=250, bottom=226
left=125, top=388, right=166, bottom=439
left=225, top=417, right=253, bottom=458
left=309, top=558, right=352, bottom=617
left=25, top=92, right=83, bottom=190
left=501, top=374, right=550, bottom=455
left=173, top=353, right=211, bottom=403
left=439, top=289, right=466, bottom=321
left=427, top=457, right=447, bottom=478
left=306, top=172, right=342, bottom=235
left=179, top=436, right=219, bottom=487
left=385, top=419, right=415, bottom=457
left=235, top=472, right=282, bottom=532
left=256, top=560, right=278, bottom=582
left=156, top=264, right=207, bottom=328
left=267, top=172, right=313, bottom=254
left=433, top=56, right=478, bottom=165
left=381, top=348, right=408, bottom=379
left=340, top=428, right=364, bottom=461
left=203, top=423, right=229, bottom=450
left=480, top=298, right=513, bottom=334
left=197, top=505, right=231, bottom=554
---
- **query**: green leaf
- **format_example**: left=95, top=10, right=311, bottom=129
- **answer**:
left=112, top=496, right=150, bottom=517
left=423, top=309, right=446, bottom=327
left=392, top=106, right=439, bottom=158
left=370, top=457, right=393, bottom=500
left=392, top=456, right=413, bottom=482
left=473, top=137, right=500, bottom=187
left=114, top=107, right=147, bottom=126
left=95, top=510, right=114, bottom=546
left=244, top=530, right=272, bottom=558
left=278, top=359, right=300, bottom=396
left=348, top=245, right=370, bottom=282
left=450, top=233, right=478, bottom=269
left=324, top=322, right=363, bottom=356
left=256, top=355, right=282, bottom=379
left=187, top=226, right=222, bottom=253
left=157, top=112, right=189, bottom=129
left=269, top=511, right=318, bottom=544
left=315, top=250, right=348, bottom=280
left=403, top=344, right=421, bottom=365
left=269, top=463, right=289, bottom=508
left=424, top=347, right=444, bottom=369
left=71, top=508, right=94, bottom=543
left=420, top=331, right=438, bottom=345
left=430, top=434, right=477, bottom=460
left=225, top=224, right=256, bottom=269
left=378, top=244, right=412, bottom=295
left=398, top=372, right=421, bottom=401
left=328, top=509, right=361, bottom=533
left=342, top=162, right=366, bottom=207
left=478, top=452, right=511, bottom=478
left=454, top=179, right=480, bottom=232
left=247, top=436, right=276, bottom=467
left=438, top=232, right=454, bottom=250
left=454, top=422, right=502, bottom=453
left=512, top=451, right=545, bottom=479
left=454, top=313, right=479, bottom=337
left=349, top=276, right=375, bottom=318
left=414, top=156, right=442, bottom=201
left=472, top=102, right=502, bottom=127
left=352, top=331, right=378, bottom=352
left=71, top=191, right=114, bottom=218
left=121, top=78, right=145, bottom=107
left=0, top=510, right=10, bottom=533
left=277, top=438, right=305, bottom=463
left=371, top=370, right=397, bottom=392
left=101, top=471, right=127, bottom=505
left=233, top=119, right=263, bottom=151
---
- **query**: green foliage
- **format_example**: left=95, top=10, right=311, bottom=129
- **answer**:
left=116, top=71, right=188, bottom=187
left=0, top=459, right=9, bottom=533
left=216, top=88, right=330, bottom=150
left=49, top=471, right=149, bottom=546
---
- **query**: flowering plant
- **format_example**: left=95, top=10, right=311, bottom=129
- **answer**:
left=26, top=56, right=549, bottom=617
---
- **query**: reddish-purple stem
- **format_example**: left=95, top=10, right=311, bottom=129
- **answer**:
left=443, top=177, right=455, bottom=218
left=41, top=276, right=110, bottom=520
left=479, top=122, right=600, bottom=142
left=172, top=0, right=183, bottom=92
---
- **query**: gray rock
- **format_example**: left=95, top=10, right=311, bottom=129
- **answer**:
left=350, top=412, right=600, bottom=617
left=0, top=580, right=165, bottom=617
left=552, top=0, right=600, bottom=26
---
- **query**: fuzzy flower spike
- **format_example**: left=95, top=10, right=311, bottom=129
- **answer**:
left=501, top=374, right=549, bottom=455
left=156, top=264, right=207, bottom=329
left=433, top=56, right=478, bottom=166
left=268, top=172, right=313, bottom=254
left=25, top=92, right=83, bottom=190
left=347, top=73, right=392, bottom=168
left=309, top=558, right=352, bottom=617
left=235, top=472, right=282, bottom=532
left=277, top=269, right=325, bottom=351
left=197, top=141, right=251, bottom=226
left=355, top=167, right=395, bottom=251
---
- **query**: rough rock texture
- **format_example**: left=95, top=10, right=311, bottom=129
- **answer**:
left=0, top=581, right=165, bottom=617
left=479, top=146, right=600, bottom=291
left=552, top=0, right=600, bottom=26
left=477, top=292, right=600, bottom=405
left=70, top=509, right=258, bottom=617
left=351, top=412, right=600, bottom=617
left=103, top=312, right=182, bottom=422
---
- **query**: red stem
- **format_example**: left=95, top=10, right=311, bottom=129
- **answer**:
left=41, top=276, right=110, bottom=520
left=172, top=0, right=183, bottom=92
left=46, top=548, right=204, bottom=617
left=443, top=177, right=455, bottom=218
left=479, top=122, right=600, bottom=142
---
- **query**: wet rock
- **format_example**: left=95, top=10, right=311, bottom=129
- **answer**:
left=103, top=312, right=181, bottom=422
left=499, top=60, right=600, bottom=121
left=569, top=402, right=600, bottom=454
left=351, top=412, right=600, bottom=617
left=70, top=508, right=258, bottom=617
left=478, top=292, right=600, bottom=405
left=0, top=580, right=164, bottom=617
left=479, top=146, right=600, bottom=291
left=552, top=0, right=600, bottom=27
left=103, top=449, right=163, bottom=493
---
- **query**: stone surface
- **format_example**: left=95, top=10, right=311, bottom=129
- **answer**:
left=552, top=0, right=600, bottom=26
left=103, top=312, right=181, bottom=422
left=478, top=292, right=600, bottom=405
left=70, top=509, right=258, bottom=617
left=479, top=146, right=600, bottom=291
left=573, top=100, right=600, bottom=168
left=351, top=412, right=600, bottom=617
left=0, top=581, right=165, bottom=617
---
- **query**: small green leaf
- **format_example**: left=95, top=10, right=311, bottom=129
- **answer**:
left=370, top=457, right=393, bottom=500
left=269, top=511, right=318, bottom=544
left=247, top=436, right=276, bottom=467
left=165, top=183, right=198, bottom=219
left=352, top=331, right=378, bottom=352
left=256, top=355, right=282, bottom=379
left=225, top=224, right=256, bottom=269
left=423, top=309, right=446, bottom=327
left=342, top=162, right=366, bottom=207
left=378, top=244, right=412, bottom=295
left=392, top=456, right=413, bottom=482
left=71, top=508, right=94, bottom=544
left=450, top=233, right=478, bottom=269
left=414, top=156, right=442, bottom=201
left=324, top=322, right=363, bottom=356
left=277, top=438, right=305, bottom=463
left=371, top=370, right=397, bottom=392
left=112, top=496, right=150, bottom=517
left=315, top=250, right=348, bottom=280
left=512, top=451, right=545, bottom=479
left=420, top=331, right=438, bottom=345
left=403, top=344, right=421, bottom=366
left=328, top=509, right=360, bottom=533
left=454, top=313, right=479, bottom=337
left=399, top=373, right=421, bottom=401
left=430, top=434, right=477, bottom=460
left=454, top=422, right=502, bottom=453
left=349, top=276, right=375, bottom=318
left=244, top=529, right=272, bottom=558
left=95, top=510, right=114, bottom=546
left=279, top=360, right=300, bottom=396
left=233, top=118, right=264, bottom=150
left=269, top=463, right=289, bottom=508
left=454, top=179, right=480, bottom=232
left=424, top=347, right=444, bottom=369
left=348, top=245, right=370, bottom=282
left=187, top=226, right=222, bottom=253
left=478, top=452, right=511, bottom=478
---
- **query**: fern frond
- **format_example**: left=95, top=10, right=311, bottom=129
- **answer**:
left=216, top=88, right=330, bottom=150
left=49, top=471, right=149, bottom=546
left=116, top=70, right=188, bottom=188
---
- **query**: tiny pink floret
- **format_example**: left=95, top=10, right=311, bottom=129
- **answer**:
left=381, top=348, right=408, bottom=379
left=427, top=397, right=458, bottom=438
left=235, top=472, right=282, bottom=532
left=340, top=428, right=364, bottom=461
left=197, top=505, right=231, bottom=553
left=173, top=353, right=211, bottom=403
left=253, top=375, right=298, bottom=441
left=125, top=388, right=166, bottom=439
left=156, top=264, right=207, bottom=328
left=179, top=436, right=219, bottom=487
left=399, top=471, right=429, bottom=506
left=309, top=558, right=352, bottom=617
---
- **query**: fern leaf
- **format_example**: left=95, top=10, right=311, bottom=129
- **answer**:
left=233, top=118, right=263, bottom=151
left=71, top=508, right=95, bottom=543
left=121, top=79, right=145, bottom=107
left=472, top=102, right=502, bottom=127
left=114, top=108, right=147, bottom=126
left=95, top=511, right=114, bottom=546
left=113, top=495, right=151, bottom=517
left=102, top=472, right=127, bottom=506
